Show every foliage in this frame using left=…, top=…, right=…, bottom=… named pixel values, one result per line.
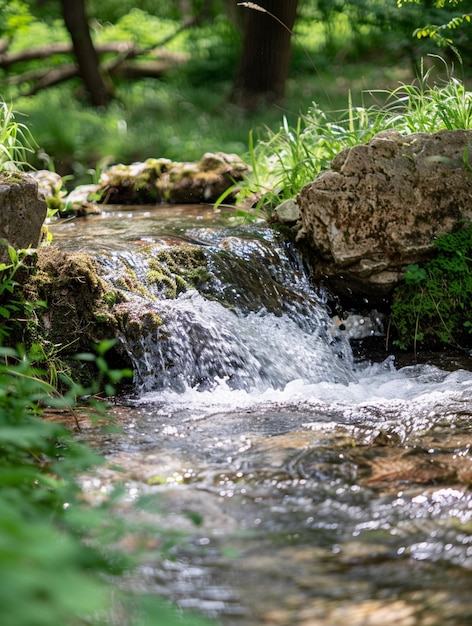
left=375, top=61, right=472, bottom=131
left=390, top=224, right=472, bottom=351
left=0, top=341, right=113, bottom=626
left=226, top=103, right=382, bottom=212
left=398, top=0, right=471, bottom=48
left=0, top=0, right=32, bottom=37
left=0, top=244, right=37, bottom=343
left=86, top=0, right=224, bottom=24
left=0, top=333, right=214, bottom=626
left=0, top=101, right=38, bottom=171
left=102, top=9, right=181, bottom=48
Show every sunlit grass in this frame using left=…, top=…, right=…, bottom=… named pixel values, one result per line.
left=0, top=101, right=38, bottom=170
left=234, top=63, right=472, bottom=212
left=17, top=53, right=418, bottom=185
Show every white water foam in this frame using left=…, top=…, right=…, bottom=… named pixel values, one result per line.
left=136, top=359, right=472, bottom=425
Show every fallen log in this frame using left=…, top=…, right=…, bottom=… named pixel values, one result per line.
left=4, top=57, right=187, bottom=95
left=0, top=41, right=141, bottom=68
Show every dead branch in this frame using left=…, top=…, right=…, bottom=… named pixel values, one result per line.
left=22, top=64, right=80, bottom=95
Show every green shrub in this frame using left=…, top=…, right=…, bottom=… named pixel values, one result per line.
left=0, top=245, right=37, bottom=343
left=0, top=344, right=116, bottom=626
left=0, top=338, right=215, bottom=626
left=390, top=223, right=472, bottom=352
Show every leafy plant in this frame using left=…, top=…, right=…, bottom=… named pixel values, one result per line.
left=398, top=0, right=471, bottom=48
left=0, top=342, right=116, bottom=626
left=225, top=89, right=388, bottom=213
left=0, top=244, right=36, bottom=342
left=390, top=223, right=472, bottom=352
left=375, top=58, right=472, bottom=132
left=0, top=338, right=213, bottom=626
left=0, top=0, right=32, bottom=38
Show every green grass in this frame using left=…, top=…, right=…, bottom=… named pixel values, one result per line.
left=4, top=2, right=471, bottom=195
left=16, top=58, right=415, bottom=183
left=231, top=59, right=472, bottom=213
left=0, top=101, right=37, bottom=171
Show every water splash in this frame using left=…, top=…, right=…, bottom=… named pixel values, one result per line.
left=124, top=289, right=353, bottom=392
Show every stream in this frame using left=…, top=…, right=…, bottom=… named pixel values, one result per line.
left=51, top=205, right=472, bottom=626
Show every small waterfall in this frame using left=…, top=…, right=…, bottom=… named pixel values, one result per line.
left=99, top=222, right=355, bottom=393
left=126, top=291, right=353, bottom=392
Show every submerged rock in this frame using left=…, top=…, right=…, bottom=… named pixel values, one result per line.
left=297, top=130, right=472, bottom=305
left=0, top=171, right=47, bottom=261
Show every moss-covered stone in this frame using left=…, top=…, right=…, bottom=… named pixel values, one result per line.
left=113, top=302, right=162, bottom=343
left=94, top=159, right=166, bottom=204
left=92, top=152, right=249, bottom=205
left=114, top=265, right=155, bottom=299
left=144, top=244, right=211, bottom=298
left=24, top=247, right=116, bottom=349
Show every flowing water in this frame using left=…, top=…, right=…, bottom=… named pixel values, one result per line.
left=51, top=206, right=472, bottom=626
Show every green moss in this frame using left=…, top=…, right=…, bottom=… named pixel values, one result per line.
left=390, top=223, right=472, bottom=351
left=145, top=245, right=211, bottom=298
left=147, top=268, right=180, bottom=298
left=114, top=304, right=162, bottom=343
left=23, top=247, right=119, bottom=359
left=115, top=266, right=155, bottom=299
left=0, top=171, right=26, bottom=184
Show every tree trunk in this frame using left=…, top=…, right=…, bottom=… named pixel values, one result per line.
left=231, top=0, right=299, bottom=109
left=59, top=0, right=112, bottom=107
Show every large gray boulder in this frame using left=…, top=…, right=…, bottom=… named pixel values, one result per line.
left=297, top=130, right=472, bottom=304
left=0, top=172, right=47, bottom=261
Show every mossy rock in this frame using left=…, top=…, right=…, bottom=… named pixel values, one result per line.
left=92, top=153, right=249, bottom=205
left=24, top=247, right=116, bottom=348
left=17, top=247, right=130, bottom=383
left=144, top=244, right=211, bottom=298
